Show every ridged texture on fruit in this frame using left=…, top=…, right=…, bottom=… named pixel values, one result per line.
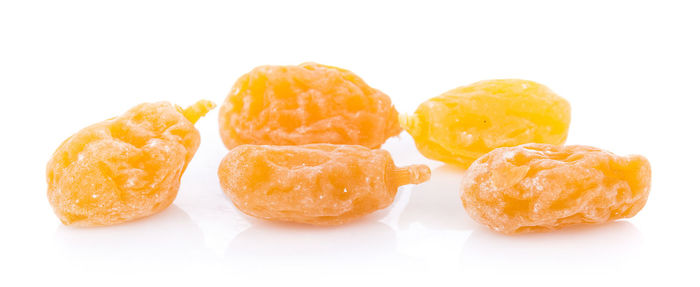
left=218, top=144, right=430, bottom=225
left=219, top=62, right=401, bottom=149
left=46, top=102, right=207, bottom=226
left=401, top=79, right=571, bottom=167
left=461, top=144, right=651, bottom=234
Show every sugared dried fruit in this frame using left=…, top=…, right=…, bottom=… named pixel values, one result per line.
left=218, top=144, right=431, bottom=225
left=460, top=143, right=651, bottom=234
left=400, top=79, right=571, bottom=167
left=46, top=100, right=215, bottom=226
left=218, top=62, right=401, bottom=149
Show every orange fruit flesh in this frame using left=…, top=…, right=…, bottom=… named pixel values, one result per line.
left=218, top=144, right=431, bottom=225
left=460, top=143, right=651, bottom=234
left=218, top=62, right=401, bottom=149
left=46, top=100, right=215, bottom=226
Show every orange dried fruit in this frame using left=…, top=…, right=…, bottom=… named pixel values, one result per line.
left=400, top=79, right=571, bottom=167
left=46, top=100, right=215, bottom=226
left=218, top=144, right=431, bottom=225
left=218, top=62, right=401, bottom=149
left=460, top=143, right=651, bottom=234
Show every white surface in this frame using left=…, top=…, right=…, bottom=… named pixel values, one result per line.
left=1, top=0, right=699, bottom=286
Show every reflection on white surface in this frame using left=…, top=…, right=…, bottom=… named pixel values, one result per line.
left=461, top=221, right=644, bottom=268
left=226, top=219, right=414, bottom=268
left=398, top=165, right=476, bottom=231
left=53, top=205, right=214, bottom=265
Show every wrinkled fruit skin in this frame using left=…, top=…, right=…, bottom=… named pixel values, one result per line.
left=401, top=79, right=571, bottom=167
left=218, top=62, right=401, bottom=149
left=218, top=144, right=431, bottom=225
left=46, top=101, right=213, bottom=226
left=460, top=144, right=651, bottom=234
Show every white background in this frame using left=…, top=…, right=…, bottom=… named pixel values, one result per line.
left=1, top=0, right=699, bottom=286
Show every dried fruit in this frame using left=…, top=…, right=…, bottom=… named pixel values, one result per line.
left=400, top=79, right=571, bottom=167
left=460, top=143, right=651, bottom=234
left=46, top=100, right=215, bottom=226
left=218, top=62, right=401, bottom=149
left=218, top=144, right=431, bottom=225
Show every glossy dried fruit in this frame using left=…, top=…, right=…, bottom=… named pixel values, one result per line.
left=460, top=144, right=651, bottom=234
left=218, top=144, right=431, bottom=225
left=46, top=100, right=215, bottom=226
left=400, top=79, right=571, bottom=167
left=218, top=62, right=401, bottom=149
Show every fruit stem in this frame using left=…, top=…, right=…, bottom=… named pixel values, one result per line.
left=390, top=164, right=431, bottom=187
left=398, top=113, right=418, bottom=133
left=180, top=100, right=216, bottom=124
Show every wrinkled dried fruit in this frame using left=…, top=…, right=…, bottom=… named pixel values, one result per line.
left=46, top=100, right=215, bottom=226
left=461, top=143, right=651, bottom=234
left=218, top=144, right=431, bottom=225
left=400, top=79, right=571, bottom=167
left=218, top=62, right=401, bottom=149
